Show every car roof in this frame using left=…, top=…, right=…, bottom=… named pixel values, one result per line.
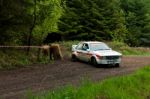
left=80, top=41, right=104, bottom=44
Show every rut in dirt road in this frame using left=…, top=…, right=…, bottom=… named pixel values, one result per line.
left=0, top=56, right=150, bottom=99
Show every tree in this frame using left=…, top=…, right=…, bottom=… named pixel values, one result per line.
left=32, top=0, right=63, bottom=45
left=0, top=0, right=63, bottom=46
left=58, top=0, right=127, bottom=42
left=120, top=0, right=150, bottom=46
left=0, top=0, right=31, bottom=45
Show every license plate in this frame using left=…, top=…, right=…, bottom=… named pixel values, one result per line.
left=107, top=60, right=115, bottom=64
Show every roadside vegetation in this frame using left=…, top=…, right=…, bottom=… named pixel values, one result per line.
left=60, top=40, right=150, bottom=56
left=0, top=41, right=150, bottom=69
left=107, top=41, right=150, bottom=56
left=0, top=0, right=150, bottom=69
left=0, top=48, right=51, bottom=69
left=0, top=0, right=150, bottom=98
left=28, top=66, right=150, bottom=99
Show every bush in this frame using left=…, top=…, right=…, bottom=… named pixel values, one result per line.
left=0, top=48, right=51, bottom=70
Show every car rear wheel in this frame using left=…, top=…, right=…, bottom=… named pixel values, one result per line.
left=115, top=63, right=120, bottom=67
left=91, top=57, right=97, bottom=66
left=71, top=54, right=77, bottom=62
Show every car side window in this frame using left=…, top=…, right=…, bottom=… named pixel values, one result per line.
left=76, top=43, right=83, bottom=50
left=82, top=43, right=89, bottom=51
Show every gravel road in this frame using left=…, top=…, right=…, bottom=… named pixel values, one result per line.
left=0, top=56, right=150, bottom=99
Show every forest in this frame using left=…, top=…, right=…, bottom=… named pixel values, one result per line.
left=1, top=0, right=150, bottom=98
left=0, top=0, right=150, bottom=47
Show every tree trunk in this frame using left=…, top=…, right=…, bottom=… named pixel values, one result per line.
left=27, top=0, right=37, bottom=54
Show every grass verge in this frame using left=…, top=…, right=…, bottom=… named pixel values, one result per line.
left=107, top=41, right=150, bottom=56
left=0, top=49, right=51, bottom=70
left=28, top=66, right=150, bottom=99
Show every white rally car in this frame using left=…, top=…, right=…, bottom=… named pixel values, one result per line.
left=71, top=41, right=122, bottom=67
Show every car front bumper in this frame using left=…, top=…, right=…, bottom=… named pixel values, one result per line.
left=96, top=58, right=121, bottom=65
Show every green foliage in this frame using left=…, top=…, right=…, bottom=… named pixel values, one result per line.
left=107, top=41, right=129, bottom=50
left=59, top=0, right=128, bottom=42
left=0, top=0, right=63, bottom=45
left=0, top=50, right=30, bottom=69
left=0, top=0, right=30, bottom=44
left=0, top=49, right=51, bottom=70
left=57, top=0, right=150, bottom=46
left=0, top=0, right=150, bottom=47
left=1, top=0, right=150, bottom=70
left=28, top=66, right=150, bottom=99
left=57, top=40, right=80, bottom=58
left=121, top=47, right=150, bottom=56
left=58, top=40, right=80, bottom=51
left=0, top=41, right=149, bottom=69
left=32, top=0, right=63, bottom=45
left=120, top=0, right=150, bottom=46
left=107, top=41, right=150, bottom=55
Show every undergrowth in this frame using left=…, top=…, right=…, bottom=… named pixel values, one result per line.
left=0, top=49, right=51, bottom=69
left=108, top=41, right=150, bottom=56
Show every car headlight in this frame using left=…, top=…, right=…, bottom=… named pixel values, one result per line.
left=96, top=55, right=102, bottom=59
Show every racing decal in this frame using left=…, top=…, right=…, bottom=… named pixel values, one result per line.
left=77, top=51, right=82, bottom=54
left=86, top=53, right=92, bottom=56
left=86, top=53, right=92, bottom=58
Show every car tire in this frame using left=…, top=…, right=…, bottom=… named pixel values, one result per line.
left=115, top=63, right=120, bottom=67
left=71, top=54, right=77, bottom=62
left=91, top=57, right=97, bottom=66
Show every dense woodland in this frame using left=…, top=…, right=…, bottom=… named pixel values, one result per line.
left=0, top=0, right=150, bottom=47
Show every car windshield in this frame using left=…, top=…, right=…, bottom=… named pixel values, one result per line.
left=90, top=43, right=110, bottom=51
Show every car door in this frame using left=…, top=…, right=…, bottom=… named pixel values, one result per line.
left=80, top=43, right=90, bottom=62
left=75, top=43, right=84, bottom=60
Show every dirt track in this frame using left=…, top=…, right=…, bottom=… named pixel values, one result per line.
left=0, top=56, right=150, bottom=99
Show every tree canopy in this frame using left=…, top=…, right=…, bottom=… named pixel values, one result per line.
left=0, top=0, right=150, bottom=46
left=0, top=0, right=62, bottom=45
left=59, top=0, right=150, bottom=46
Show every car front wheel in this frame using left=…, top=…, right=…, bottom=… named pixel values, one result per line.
left=91, top=57, right=97, bottom=66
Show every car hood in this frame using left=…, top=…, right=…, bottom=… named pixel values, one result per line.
left=93, top=50, right=122, bottom=56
